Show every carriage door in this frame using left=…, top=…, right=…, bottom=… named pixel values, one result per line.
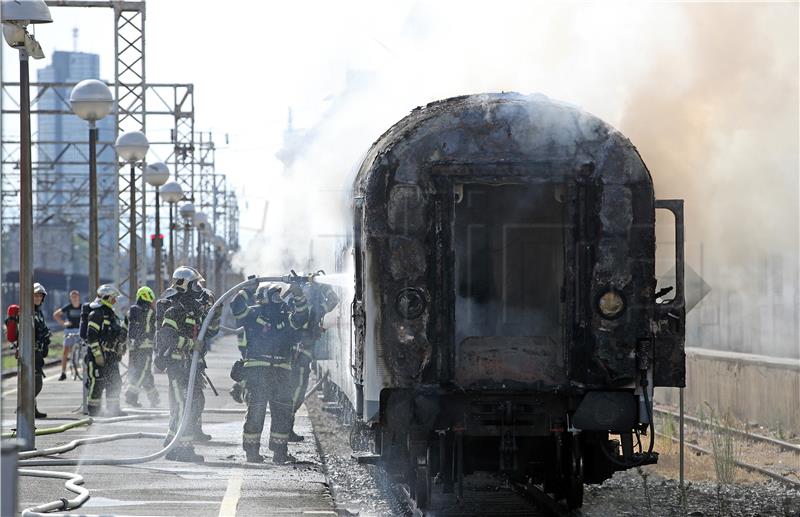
left=452, top=182, right=567, bottom=388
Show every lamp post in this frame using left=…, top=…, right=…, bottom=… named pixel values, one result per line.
left=160, top=180, right=183, bottom=277
left=2, top=0, right=52, bottom=454
left=70, top=79, right=114, bottom=296
left=115, top=131, right=149, bottom=295
left=193, top=212, right=209, bottom=275
left=213, top=235, right=227, bottom=296
left=179, top=203, right=195, bottom=266
left=144, top=162, right=169, bottom=294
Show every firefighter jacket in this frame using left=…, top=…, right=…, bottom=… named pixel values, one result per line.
left=158, top=293, right=205, bottom=365
left=126, top=299, right=155, bottom=350
left=230, top=287, right=256, bottom=358
left=86, top=301, right=127, bottom=365
left=33, top=305, right=51, bottom=371
left=304, top=283, right=340, bottom=342
left=241, top=295, right=309, bottom=369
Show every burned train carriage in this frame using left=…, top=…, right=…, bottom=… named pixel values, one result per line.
left=341, top=92, right=685, bottom=508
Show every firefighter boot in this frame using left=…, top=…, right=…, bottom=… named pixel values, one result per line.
left=194, top=429, right=213, bottom=442
left=166, top=447, right=204, bottom=463
left=272, top=447, right=296, bottom=465
left=245, top=447, right=264, bottom=463
left=125, top=391, right=142, bottom=408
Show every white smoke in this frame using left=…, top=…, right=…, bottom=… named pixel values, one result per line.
left=231, top=2, right=798, bottom=356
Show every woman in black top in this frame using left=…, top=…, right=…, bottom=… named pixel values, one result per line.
left=53, top=290, right=82, bottom=380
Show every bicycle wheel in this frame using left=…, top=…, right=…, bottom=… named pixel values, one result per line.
left=70, top=341, right=84, bottom=380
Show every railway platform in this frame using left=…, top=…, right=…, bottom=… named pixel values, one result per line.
left=1, top=335, right=336, bottom=516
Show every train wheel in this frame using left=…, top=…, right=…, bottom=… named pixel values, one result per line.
left=565, top=436, right=584, bottom=509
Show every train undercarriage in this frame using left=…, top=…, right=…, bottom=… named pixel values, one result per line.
left=338, top=386, right=660, bottom=511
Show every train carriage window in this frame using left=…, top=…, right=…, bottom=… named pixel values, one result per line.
left=354, top=198, right=364, bottom=301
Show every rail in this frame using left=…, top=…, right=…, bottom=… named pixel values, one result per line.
left=654, top=407, right=800, bottom=490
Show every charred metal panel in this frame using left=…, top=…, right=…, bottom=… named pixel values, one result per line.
left=455, top=336, right=566, bottom=388
left=389, top=237, right=426, bottom=281
left=572, top=391, right=637, bottom=432
left=388, top=185, right=428, bottom=236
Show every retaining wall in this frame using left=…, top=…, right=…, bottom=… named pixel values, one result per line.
left=656, top=347, right=800, bottom=435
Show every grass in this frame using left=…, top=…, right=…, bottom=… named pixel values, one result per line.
left=701, top=402, right=740, bottom=486
left=637, top=467, right=653, bottom=517
left=2, top=330, right=64, bottom=372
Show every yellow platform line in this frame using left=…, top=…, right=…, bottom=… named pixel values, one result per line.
left=218, top=471, right=243, bottom=517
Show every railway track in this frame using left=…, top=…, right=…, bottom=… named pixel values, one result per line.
left=395, top=475, right=572, bottom=517
left=653, top=406, right=800, bottom=490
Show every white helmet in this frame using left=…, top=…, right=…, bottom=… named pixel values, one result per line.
left=33, top=282, right=47, bottom=296
left=171, top=266, right=205, bottom=293
left=97, top=284, right=121, bottom=300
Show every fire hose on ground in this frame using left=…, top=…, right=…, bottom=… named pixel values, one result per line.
left=15, top=275, right=313, bottom=516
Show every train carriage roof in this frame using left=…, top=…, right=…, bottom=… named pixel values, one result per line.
left=354, top=92, right=653, bottom=193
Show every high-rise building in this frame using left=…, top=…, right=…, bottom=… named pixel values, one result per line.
left=35, top=50, right=116, bottom=279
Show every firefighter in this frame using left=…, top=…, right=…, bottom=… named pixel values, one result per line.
left=239, top=283, right=309, bottom=463
left=85, top=284, right=127, bottom=416
left=156, top=267, right=211, bottom=463
left=228, top=277, right=258, bottom=404
left=32, top=283, right=52, bottom=418
left=288, top=280, right=339, bottom=441
left=124, top=286, right=160, bottom=408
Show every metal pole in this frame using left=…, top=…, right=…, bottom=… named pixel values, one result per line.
left=88, top=123, right=99, bottom=294
left=167, top=203, right=175, bottom=275
left=154, top=187, right=162, bottom=294
left=16, top=49, right=35, bottom=451
left=183, top=222, right=190, bottom=266
left=129, top=162, right=137, bottom=293
left=140, top=168, right=148, bottom=290
left=197, top=229, right=203, bottom=273
left=679, top=387, right=685, bottom=495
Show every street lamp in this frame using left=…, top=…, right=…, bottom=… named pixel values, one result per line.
left=2, top=0, right=52, bottom=454
left=179, top=202, right=195, bottom=266
left=193, top=211, right=209, bottom=274
left=159, top=180, right=183, bottom=277
left=144, top=162, right=169, bottom=294
left=70, top=79, right=113, bottom=296
left=115, top=131, right=149, bottom=295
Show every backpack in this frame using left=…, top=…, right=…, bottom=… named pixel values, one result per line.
left=79, top=302, right=92, bottom=340
left=5, top=304, right=19, bottom=343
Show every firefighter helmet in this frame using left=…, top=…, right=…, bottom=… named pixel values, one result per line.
left=97, top=284, right=121, bottom=300
left=255, top=283, right=283, bottom=304
left=136, top=286, right=155, bottom=302
left=171, top=266, right=205, bottom=293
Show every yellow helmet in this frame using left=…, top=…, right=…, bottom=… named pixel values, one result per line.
left=136, top=286, right=155, bottom=302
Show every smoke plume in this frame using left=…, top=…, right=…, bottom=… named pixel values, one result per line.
left=232, top=2, right=798, bottom=356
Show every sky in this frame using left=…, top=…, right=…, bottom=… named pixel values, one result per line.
left=2, top=0, right=798, bottom=353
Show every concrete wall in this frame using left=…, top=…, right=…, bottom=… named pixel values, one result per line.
left=656, top=347, right=800, bottom=435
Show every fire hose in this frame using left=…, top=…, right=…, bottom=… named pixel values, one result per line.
left=16, top=275, right=313, bottom=515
